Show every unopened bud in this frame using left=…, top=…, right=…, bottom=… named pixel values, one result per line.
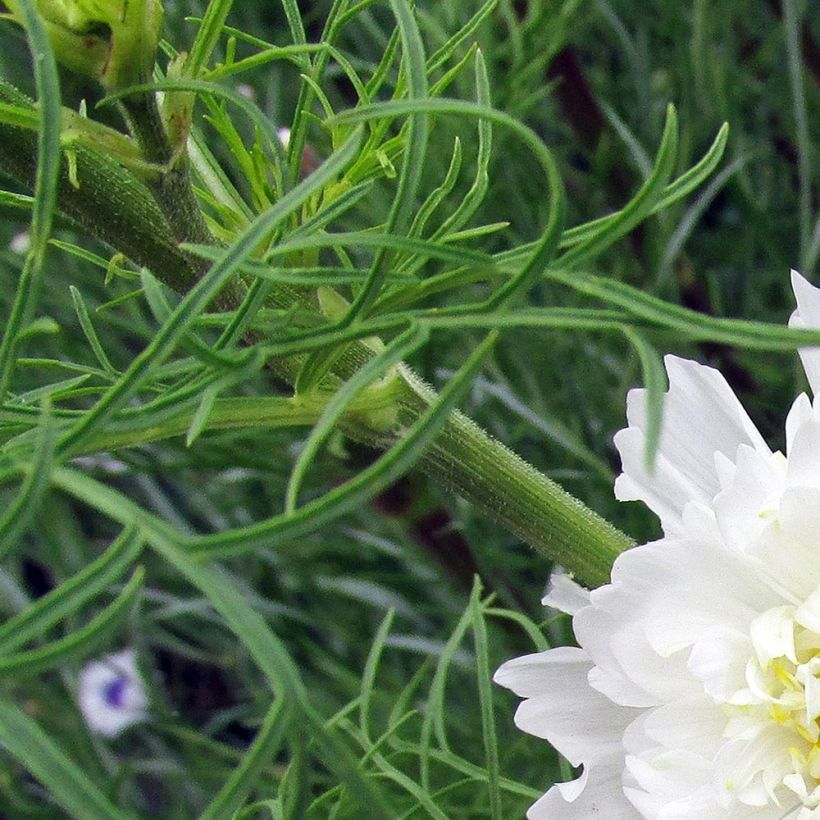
left=5, top=0, right=164, bottom=92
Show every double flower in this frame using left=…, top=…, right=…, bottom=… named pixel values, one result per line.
left=496, top=272, right=820, bottom=820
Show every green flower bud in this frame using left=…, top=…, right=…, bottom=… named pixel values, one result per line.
left=5, top=0, right=164, bottom=91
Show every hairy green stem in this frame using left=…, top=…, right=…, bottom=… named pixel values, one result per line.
left=0, top=86, right=632, bottom=586
left=0, top=80, right=240, bottom=306
left=395, top=371, right=632, bottom=587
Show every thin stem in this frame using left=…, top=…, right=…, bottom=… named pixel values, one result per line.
left=117, top=91, right=213, bottom=247
left=1, top=392, right=402, bottom=457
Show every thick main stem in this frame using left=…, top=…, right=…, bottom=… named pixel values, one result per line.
left=0, top=81, right=241, bottom=308
left=0, top=88, right=632, bottom=587
left=396, top=373, right=632, bottom=587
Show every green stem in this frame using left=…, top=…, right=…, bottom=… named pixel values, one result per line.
left=1, top=391, right=402, bottom=456
left=0, top=80, right=240, bottom=306
left=117, top=90, right=213, bottom=247
left=0, top=84, right=631, bottom=587
left=396, top=371, right=632, bottom=587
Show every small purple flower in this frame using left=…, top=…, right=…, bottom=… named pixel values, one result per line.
left=77, top=649, right=148, bottom=738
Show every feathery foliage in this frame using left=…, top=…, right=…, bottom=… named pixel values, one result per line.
left=0, top=0, right=816, bottom=816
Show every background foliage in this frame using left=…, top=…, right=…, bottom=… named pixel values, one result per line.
left=0, top=0, right=817, bottom=816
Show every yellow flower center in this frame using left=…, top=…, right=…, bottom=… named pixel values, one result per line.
left=724, top=612, right=820, bottom=808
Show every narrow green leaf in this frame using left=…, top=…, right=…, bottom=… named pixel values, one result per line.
left=0, top=406, right=54, bottom=560
left=186, top=386, right=218, bottom=446
left=0, top=100, right=39, bottom=129
left=545, top=269, right=820, bottom=350
left=408, top=137, right=463, bottom=240
left=265, top=230, right=497, bottom=268
left=181, top=253, right=409, bottom=286
left=283, top=180, right=375, bottom=241
left=362, top=23, right=400, bottom=98
left=16, top=315, right=60, bottom=341
left=429, top=50, right=493, bottom=244
left=469, top=581, right=501, bottom=820
left=0, top=189, right=34, bottom=208
left=277, top=0, right=308, bottom=50
left=0, top=699, right=128, bottom=820
left=420, top=603, right=474, bottom=788
left=185, top=0, right=237, bottom=79
left=0, top=526, right=142, bottom=654
left=0, top=0, right=62, bottom=398
left=556, top=105, right=678, bottom=269
left=359, top=609, right=395, bottom=742
left=359, top=749, right=450, bottom=820
left=485, top=607, right=551, bottom=652
left=556, top=121, right=729, bottom=251
left=199, top=698, right=291, bottom=820
left=327, top=99, right=563, bottom=180
left=783, top=0, right=812, bottom=269
left=285, top=323, right=427, bottom=511
left=204, top=41, right=328, bottom=81
left=188, top=122, right=254, bottom=221
left=0, top=567, right=144, bottom=677
left=342, top=0, right=430, bottom=322
left=69, top=287, right=117, bottom=376
left=7, top=375, right=92, bottom=410
left=622, top=328, right=667, bottom=470
left=426, top=0, right=499, bottom=72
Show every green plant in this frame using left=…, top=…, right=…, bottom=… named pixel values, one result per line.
left=0, top=0, right=816, bottom=816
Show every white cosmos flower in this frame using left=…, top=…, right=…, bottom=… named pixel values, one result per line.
left=495, top=271, right=820, bottom=819
left=77, top=648, right=148, bottom=738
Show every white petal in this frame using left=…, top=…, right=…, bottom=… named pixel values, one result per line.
left=541, top=570, right=590, bottom=615
left=749, top=606, right=797, bottom=667
left=627, top=784, right=788, bottom=820
left=614, top=356, right=769, bottom=533
left=637, top=697, right=727, bottom=756
left=573, top=594, right=667, bottom=706
left=715, top=450, right=738, bottom=491
left=786, top=393, right=814, bottom=455
left=687, top=625, right=753, bottom=703
left=791, top=270, right=820, bottom=395
left=587, top=665, right=658, bottom=709
left=713, top=445, right=785, bottom=555
left=494, top=646, right=589, bottom=699
left=643, top=588, right=756, bottom=659
left=787, top=417, right=820, bottom=490
left=803, top=673, right=820, bottom=723
left=795, top=586, right=820, bottom=634
left=609, top=623, right=696, bottom=702
left=528, top=763, right=639, bottom=820
left=577, top=575, right=693, bottom=704
left=614, top=429, right=698, bottom=535
left=499, top=649, right=638, bottom=766
left=625, top=749, right=711, bottom=803
left=714, top=725, right=794, bottom=808
left=755, top=487, right=820, bottom=600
